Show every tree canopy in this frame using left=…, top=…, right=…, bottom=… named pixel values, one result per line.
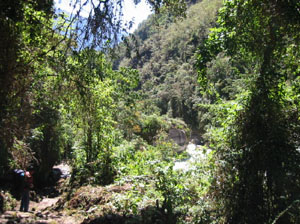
left=0, top=0, right=300, bottom=223
left=197, top=0, right=300, bottom=223
left=0, top=0, right=187, bottom=181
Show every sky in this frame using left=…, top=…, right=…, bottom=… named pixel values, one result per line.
left=54, top=0, right=152, bottom=32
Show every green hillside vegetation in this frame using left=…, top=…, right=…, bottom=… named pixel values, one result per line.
left=116, top=0, right=223, bottom=130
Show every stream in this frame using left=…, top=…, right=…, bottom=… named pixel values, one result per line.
left=174, top=143, right=211, bottom=171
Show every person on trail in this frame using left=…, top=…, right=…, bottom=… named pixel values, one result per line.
left=19, top=166, right=34, bottom=212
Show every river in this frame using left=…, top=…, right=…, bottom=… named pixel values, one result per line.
left=173, top=143, right=211, bottom=171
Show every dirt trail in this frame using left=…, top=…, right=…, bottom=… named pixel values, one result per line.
left=0, top=163, right=82, bottom=224
left=0, top=197, right=78, bottom=224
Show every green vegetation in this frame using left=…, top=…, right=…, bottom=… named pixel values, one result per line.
left=0, top=0, right=300, bottom=223
left=197, top=0, right=300, bottom=223
left=117, top=0, right=223, bottom=129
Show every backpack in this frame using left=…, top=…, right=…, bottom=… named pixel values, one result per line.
left=14, top=169, right=25, bottom=185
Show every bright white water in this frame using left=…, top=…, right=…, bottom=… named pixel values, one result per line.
left=173, top=143, right=211, bottom=171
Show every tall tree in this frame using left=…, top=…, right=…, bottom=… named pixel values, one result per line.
left=0, top=0, right=187, bottom=177
left=0, top=0, right=55, bottom=174
left=198, top=0, right=300, bottom=223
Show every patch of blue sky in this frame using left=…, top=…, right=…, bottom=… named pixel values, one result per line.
left=54, top=0, right=152, bottom=33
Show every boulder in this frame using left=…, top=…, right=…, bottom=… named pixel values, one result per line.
left=168, top=128, right=187, bottom=146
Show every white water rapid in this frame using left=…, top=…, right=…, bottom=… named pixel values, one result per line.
left=173, top=143, right=211, bottom=171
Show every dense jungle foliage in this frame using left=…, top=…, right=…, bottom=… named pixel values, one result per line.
left=1, top=0, right=300, bottom=223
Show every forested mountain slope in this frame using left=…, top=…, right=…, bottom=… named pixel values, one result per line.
left=1, top=0, right=300, bottom=223
left=116, top=0, right=222, bottom=127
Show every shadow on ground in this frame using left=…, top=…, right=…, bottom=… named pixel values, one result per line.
left=82, top=205, right=180, bottom=224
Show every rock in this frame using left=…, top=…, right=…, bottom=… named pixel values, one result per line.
left=190, top=130, right=204, bottom=145
left=36, top=212, right=44, bottom=218
left=168, top=128, right=187, bottom=146
left=53, top=163, right=71, bottom=179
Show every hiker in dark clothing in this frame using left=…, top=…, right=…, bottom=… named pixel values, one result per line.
left=20, top=167, right=34, bottom=212
left=14, top=169, right=25, bottom=199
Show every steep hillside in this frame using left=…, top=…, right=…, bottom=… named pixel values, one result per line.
left=116, top=0, right=222, bottom=127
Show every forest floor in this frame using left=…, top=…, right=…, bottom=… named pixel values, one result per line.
left=0, top=197, right=80, bottom=224
left=0, top=143, right=206, bottom=224
left=0, top=164, right=84, bottom=224
left=0, top=163, right=137, bottom=224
